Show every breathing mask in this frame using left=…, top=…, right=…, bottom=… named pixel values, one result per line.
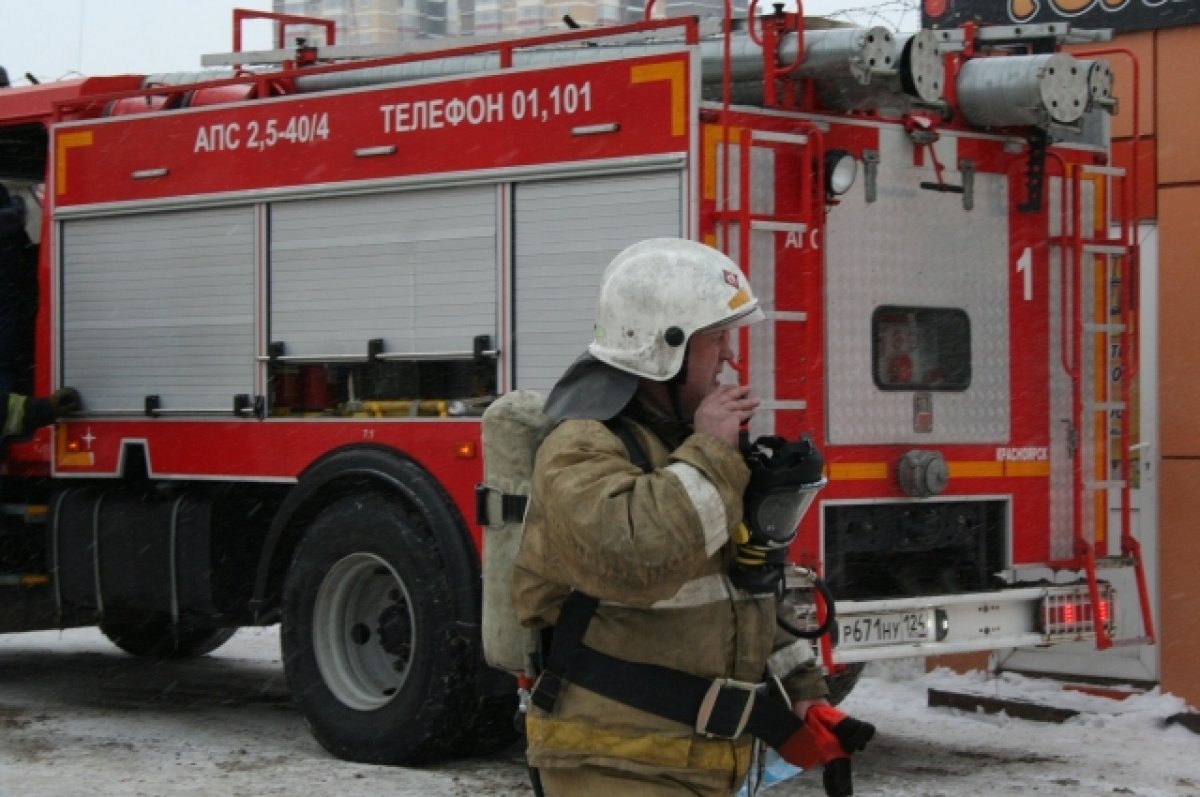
left=730, top=434, right=826, bottom=595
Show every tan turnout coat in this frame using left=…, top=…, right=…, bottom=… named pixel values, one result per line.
left=512, top=397, right=827, bottom=794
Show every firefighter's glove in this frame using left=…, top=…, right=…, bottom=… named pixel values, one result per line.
left=775, top=712, right=853, bottom=797
left=49, top=387, right=82, bottom=418
left=808, top=704, right=876, bottom=755
left=775, top=706, right=874, bottom=797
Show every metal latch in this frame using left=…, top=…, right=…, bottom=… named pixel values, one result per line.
left=959, top=159, right=976, bottom=211
left=863, top=150, right=880, bottom=204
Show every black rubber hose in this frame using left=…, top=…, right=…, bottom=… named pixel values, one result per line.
left=776, top=575, right=837, bottom=641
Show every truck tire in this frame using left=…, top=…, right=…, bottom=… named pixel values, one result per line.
left=100, top=616, right=237, bottom=659
left=454, top=691, right=521, bottom=755
left=281, top=493, right=474, bottom=765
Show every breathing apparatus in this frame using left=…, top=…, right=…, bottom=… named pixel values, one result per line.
left=732, top=433, right=839, bottom=644
left=731, top=434, right=826, bottom=595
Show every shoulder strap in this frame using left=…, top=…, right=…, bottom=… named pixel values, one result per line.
left=476, top=417, right=648, bottom=526
left=604, top=417, right=652, bottom=474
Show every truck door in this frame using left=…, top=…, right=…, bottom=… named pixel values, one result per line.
left=510, top=169, right=684, bottom=392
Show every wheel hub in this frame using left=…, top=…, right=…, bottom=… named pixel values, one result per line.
left=311, top=552, right=416, bottom=711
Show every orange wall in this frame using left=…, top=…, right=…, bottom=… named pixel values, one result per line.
left=1158, top=186, right=1200, bottom=457
left=1157, top=28, right=1200, bottom=185
left=1141, top=25, right=1200, bottom=706
left=1157, top=181, right=1199, bottom=706
left=1159, top=459, right=1200, bottom=708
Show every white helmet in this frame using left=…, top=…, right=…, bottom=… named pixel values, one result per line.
left=588, top=238, right=764, bottom=380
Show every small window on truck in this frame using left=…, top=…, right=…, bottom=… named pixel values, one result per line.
left=871, top=306, right=971, bottom=391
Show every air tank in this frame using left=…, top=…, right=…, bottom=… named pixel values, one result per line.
left=1080, top=58, right=1115, bottom=110
left=955, top=52, right=1092, bottom=128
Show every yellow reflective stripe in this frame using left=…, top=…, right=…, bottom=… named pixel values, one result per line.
left=55, top=130, right=94, bottom=196
left=947, top=461, right=1003, bottom=478
left=829, top=462, right=888, bottom=480
left=526, top=715, right=748, bottom=773
left=4, top=394, right=26, bottom=437
left=702, top=125, right=741, bottom=201
left=832, top=460, right=1051, bottom=480
left=630, top=60, right=686, bottom=137
left=1005, top=460, right=1050, bottom=477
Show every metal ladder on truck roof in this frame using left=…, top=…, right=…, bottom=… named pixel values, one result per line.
left=1058, top=160, right=1155, bottom=650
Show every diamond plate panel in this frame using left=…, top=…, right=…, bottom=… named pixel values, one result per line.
left=826, top=138, right=1010, bottom=444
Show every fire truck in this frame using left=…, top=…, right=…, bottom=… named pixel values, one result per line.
left=0, top=6, right=1154, bottom=765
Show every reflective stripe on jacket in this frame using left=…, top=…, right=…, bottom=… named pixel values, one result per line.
left=1, top=393, right=55, bottom=440
left=2, top=393, right=27, bottom=437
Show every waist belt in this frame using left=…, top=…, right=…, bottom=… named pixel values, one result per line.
left=530, top=591, right=803, bottom=748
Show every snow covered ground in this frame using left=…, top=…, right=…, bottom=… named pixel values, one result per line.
left=0, top=626, right=1195, bottom=797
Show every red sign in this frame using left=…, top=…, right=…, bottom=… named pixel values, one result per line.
left=54, top=52, right=691, bottom=207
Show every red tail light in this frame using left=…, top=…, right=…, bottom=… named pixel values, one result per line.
left=1040, top=585, right=1115, bottom=638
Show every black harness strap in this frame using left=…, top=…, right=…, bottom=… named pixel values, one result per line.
left=532, top=591, right=803, bottom=746
left=530, top=589, right=596, bottom=713
left=474, top=487, right=528, bottom=526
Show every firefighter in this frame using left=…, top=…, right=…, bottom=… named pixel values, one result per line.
left=512, top=239, right=868, bottom=797
left=0, top=184, right=37, bottom=395
left=1, top=388, right=82, bottom=442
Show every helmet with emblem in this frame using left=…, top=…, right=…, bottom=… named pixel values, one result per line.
left=588, top=238, right=764, bottom=381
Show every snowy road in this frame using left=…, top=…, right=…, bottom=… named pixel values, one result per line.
left=0, top=627, right=1195, bottom=797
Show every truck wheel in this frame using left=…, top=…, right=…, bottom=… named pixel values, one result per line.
left=100, top=616, right=237, bottom=659
left=281, top=494, right=472, bottom=765
left=826, top=662, right=865, bottom=706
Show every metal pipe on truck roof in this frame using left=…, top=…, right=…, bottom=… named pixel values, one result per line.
left=809, top=30, right=945, bottom=114
left=146, top=27, right=896, bottom=97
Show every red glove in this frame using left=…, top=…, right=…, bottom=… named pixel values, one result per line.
left=776, top=710, right=844, bottom=770
left=808, top=704, right=876, bottom=754
left=775, top=706, right=875, bottom=797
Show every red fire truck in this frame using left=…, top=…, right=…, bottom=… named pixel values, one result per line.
left=0, top=7, right=1153, bottom=765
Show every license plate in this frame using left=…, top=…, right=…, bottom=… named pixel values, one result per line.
left=838, top=611, right=931, bottom=648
